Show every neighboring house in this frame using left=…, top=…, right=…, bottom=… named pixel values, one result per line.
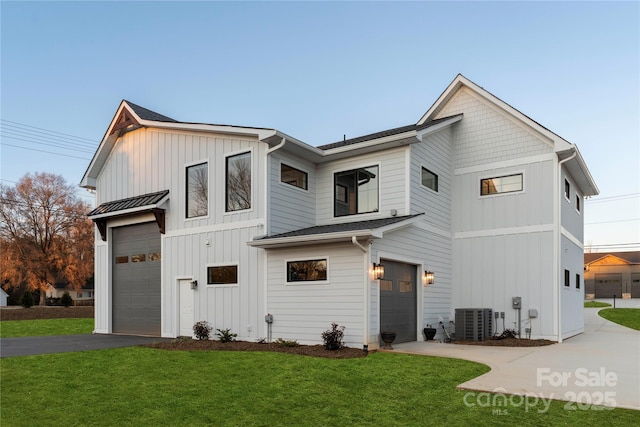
left=0, top=288, right=8, bottom=306
left=81, top=74, right=598, bottom=346
left=584, top=252, right=640, bottom=299
left=46, top=282, right=95, bottom=305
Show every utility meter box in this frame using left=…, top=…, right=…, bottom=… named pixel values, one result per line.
left=264, top=314, right=273, bottom=324
left=512, top=297, right=522, bottom=309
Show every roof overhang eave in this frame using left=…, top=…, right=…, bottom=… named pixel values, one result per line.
left=557, top=147, right=599, bottom=196
left=247, top=230, right=381, bottom=249
left=87, top=193, right=169, bottom=220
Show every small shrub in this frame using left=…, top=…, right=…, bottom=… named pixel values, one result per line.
left=321, top=322, right=345, bottom=350
left=256, top=337, right=267, bottom=344
left=216, top=328, right=237, bottom=343
left=193, top=321, right=213, bottom=340
left=275, top=338, right=299, bottom=347
left=493, top=329, right=518, bottom=340
left=20, top=291, right=33, bottom=308
left=60, top=292, right=73, bottom=307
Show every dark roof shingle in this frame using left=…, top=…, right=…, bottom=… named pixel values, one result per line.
left=125, top=100, right=177, bottom=123
left=88, top=190, right=169, bottom=217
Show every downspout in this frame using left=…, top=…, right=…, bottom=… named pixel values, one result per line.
left=556, top=149, right=577, bottom=343
left=352, top=236, right=370, bottom=350
left=262, top=137, right=286, bottom=340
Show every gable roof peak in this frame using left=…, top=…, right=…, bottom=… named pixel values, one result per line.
left=122, top=100, right=177, bottom=123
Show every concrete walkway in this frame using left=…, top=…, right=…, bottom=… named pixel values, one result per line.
left=1, top=334, right=170, bottom=358
left=391, top=301, right=640, bottom=411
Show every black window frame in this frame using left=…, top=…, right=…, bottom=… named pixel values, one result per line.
left=333, top=165, right=379, bottom=217
left=287, top=259, right=328, bottom=282
left=576, top=273, right=581, bottom=289
left=564, top=179, right=571, bottom=201
left=207, top=265, right=239, bottom=285
left=186, top=162, right=208, bottom=218
left=421, top=167, right=438, bottom=192
left=576, top=194, right=581, bottom=212
left=564, top=269, right=570, bottom=287
left=480, top=173, right=523, bottom=196
left=226, top=152, right=252, bottom=212
left=280, top=163, right=308, bottom=190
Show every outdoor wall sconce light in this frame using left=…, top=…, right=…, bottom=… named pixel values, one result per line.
left=373, top=263, right=385, bottom=280
left=424, top=270, right=434, bottom=285
left=190, top=280, right=198, bottom=289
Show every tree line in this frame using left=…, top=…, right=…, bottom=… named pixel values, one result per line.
left=1, top=172, right=94, bottom=305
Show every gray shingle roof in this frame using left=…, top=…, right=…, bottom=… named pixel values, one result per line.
left=88, top=190, right=169, bottom=217
left=125, top=100, right=177, bottom=123
left=259, top=214, right=422, bottom=240
left=318, top=115, right=462, bottom=150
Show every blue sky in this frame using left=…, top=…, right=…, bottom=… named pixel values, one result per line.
left=1, top=1, right=638, bottom=251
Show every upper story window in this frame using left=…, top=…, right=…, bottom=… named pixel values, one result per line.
left=226, top=152, right=251, bottom=212
left=576, top=194, right=581, bottom=213
left=576, top=273, right=580, bottom=289
left=334, top=165, right=379, bottom=217
left=480, top=173, right=523, bottom=196
left=186, top=163, right=208, bottom=218
left=281, top=164, right=308, bottom=190
left=564, top=269, right=570, bottom=287
left=287, top=259, right=327, bottom=282
left=564, top=179, right=571, bottom=201
left=421, top=167, right=438, bottom=192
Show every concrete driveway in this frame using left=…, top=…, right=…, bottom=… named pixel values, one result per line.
left=391, top=300, right=640, bottom=411
left=1, top=334, right=170, bottom=358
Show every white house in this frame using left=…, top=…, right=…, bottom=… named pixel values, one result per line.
left=0, top=288, right=8, bottom=307
left=81, top=74, right=598, bottom=347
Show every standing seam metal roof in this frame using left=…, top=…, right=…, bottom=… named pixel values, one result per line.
left=88, top=190, right=169, bottom=216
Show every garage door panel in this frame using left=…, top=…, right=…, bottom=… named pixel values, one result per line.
left=112, top=222, right=161, bottom=336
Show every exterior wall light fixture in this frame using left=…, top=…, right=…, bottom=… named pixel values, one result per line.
left=424, top=270, right=434, bottom=285
left=373, top=263, right=385, bottom=280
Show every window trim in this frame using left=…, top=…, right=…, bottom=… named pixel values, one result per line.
left=333, top=164, right=380, bottom=218
left=280, top=162, right=309, bottom=191
left=225, top=150, right=253, bottom=213
left=185, top=161, right=209, bottom=220
left=285, top=257, right=329, bottom=285
left=575, top=273, right=581, bottom=290
left=575, top=193, right=581, bottom=214
left=564, top=269, right=570, bottom=287
left=421, top=166, right=439, bottom=193
left=206, top=264, right=239, bottom=287
left=564, top=178, right=571, bottom=202
left=479, top=172, right=524, bottom=197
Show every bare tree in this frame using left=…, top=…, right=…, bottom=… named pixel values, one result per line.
left=187, top=164, right=208, bottom=217
left=0, top=172, right=94, bottom=305
left=226, top=154, right=251, bottom=211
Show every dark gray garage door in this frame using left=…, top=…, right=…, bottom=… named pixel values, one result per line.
left=380, top=260, right=417, bottom=343
left=595, top=274, right=623, bottom=299
left=112, top=222, right=161, bottom=336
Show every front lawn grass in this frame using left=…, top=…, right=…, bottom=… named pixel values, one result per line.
left=1, top=348, right=637, bottom=426
left=0, top=318, right=94, bottom=338
left=598, top=308, right=640, bottom=331
left=584, top=301, right=611, bottom=308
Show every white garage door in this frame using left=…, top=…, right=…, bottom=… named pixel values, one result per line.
left=112, top=222, right=161, bottom=335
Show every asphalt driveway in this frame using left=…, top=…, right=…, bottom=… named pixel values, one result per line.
left=1, top=334, right=170, bottom=358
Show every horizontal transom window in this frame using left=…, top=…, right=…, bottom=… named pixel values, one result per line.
left=281, top=164, right=308, bottom=190
left=207, top=265, right=238, bottom=285
left=480, top=173, right=523, bottom=196
left=287, top=259, right=327, bottom=282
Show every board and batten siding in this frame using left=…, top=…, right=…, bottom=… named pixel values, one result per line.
left=93, top=240, right=109, bottom=333
left=265, top=242, right=366, bottom=347
left=560, top=234, right=585, bottom=339
left=267, top=151, right=317, bottom=235
left=560, top=168, right=584, bottom=244
left=162, top=226, right=264, bottom=339
left=95, top=127, right=268, bottom=231
left=372, top=225, right=452, bottom=341
left=315, top=147, right=409, bottom=225
left=433, top=87, right=554, bottom=170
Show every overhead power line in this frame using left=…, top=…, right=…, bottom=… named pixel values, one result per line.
left=586, top=193, right=639, bottom=204
left=0, top=119, right=98, bottom=145
left=0, top=142, right=91, bottom=160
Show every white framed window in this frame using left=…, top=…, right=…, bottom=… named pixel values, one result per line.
left=564, top=269, right=570, bottom=287
left=207, top=265, right=238, bottom=286
left=186, top=162, right=208, bottom=218
left=281, top=163, right=308, bottom=190
left=226, top=152, right=252, bottom=212
left=480, top=173, right=523, bottom=196
left=421, top=167, right=438, bottom=192
left=575, top=194, right=581, bottom=213
left=286, top=258, right=328, bottom=284
left=564, top=179, right=571, bottom=201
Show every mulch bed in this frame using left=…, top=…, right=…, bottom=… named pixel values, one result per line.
left=0, top=306, right=94, bottom=321
left=146, top=339, right=369, bottom=359
left=453, top=338, right=555, bottom=347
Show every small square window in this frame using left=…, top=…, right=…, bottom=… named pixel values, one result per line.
left=207, top=266, right=238, bottom=285
left=564, top=269, right=570, bottom=287
left=421, top=167, right=438, bottom=192
left=281, top=164, right=308, bottom=190
left=564, top=179, right=571, bottom=200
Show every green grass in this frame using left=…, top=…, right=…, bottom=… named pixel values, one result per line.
left=1, top=349, right=636, bottom=426
left=584, top=301, right=611, bottom=308
left=598, top=308, right=640, bottom=331
left=0, top=318, right=94, bottom=338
